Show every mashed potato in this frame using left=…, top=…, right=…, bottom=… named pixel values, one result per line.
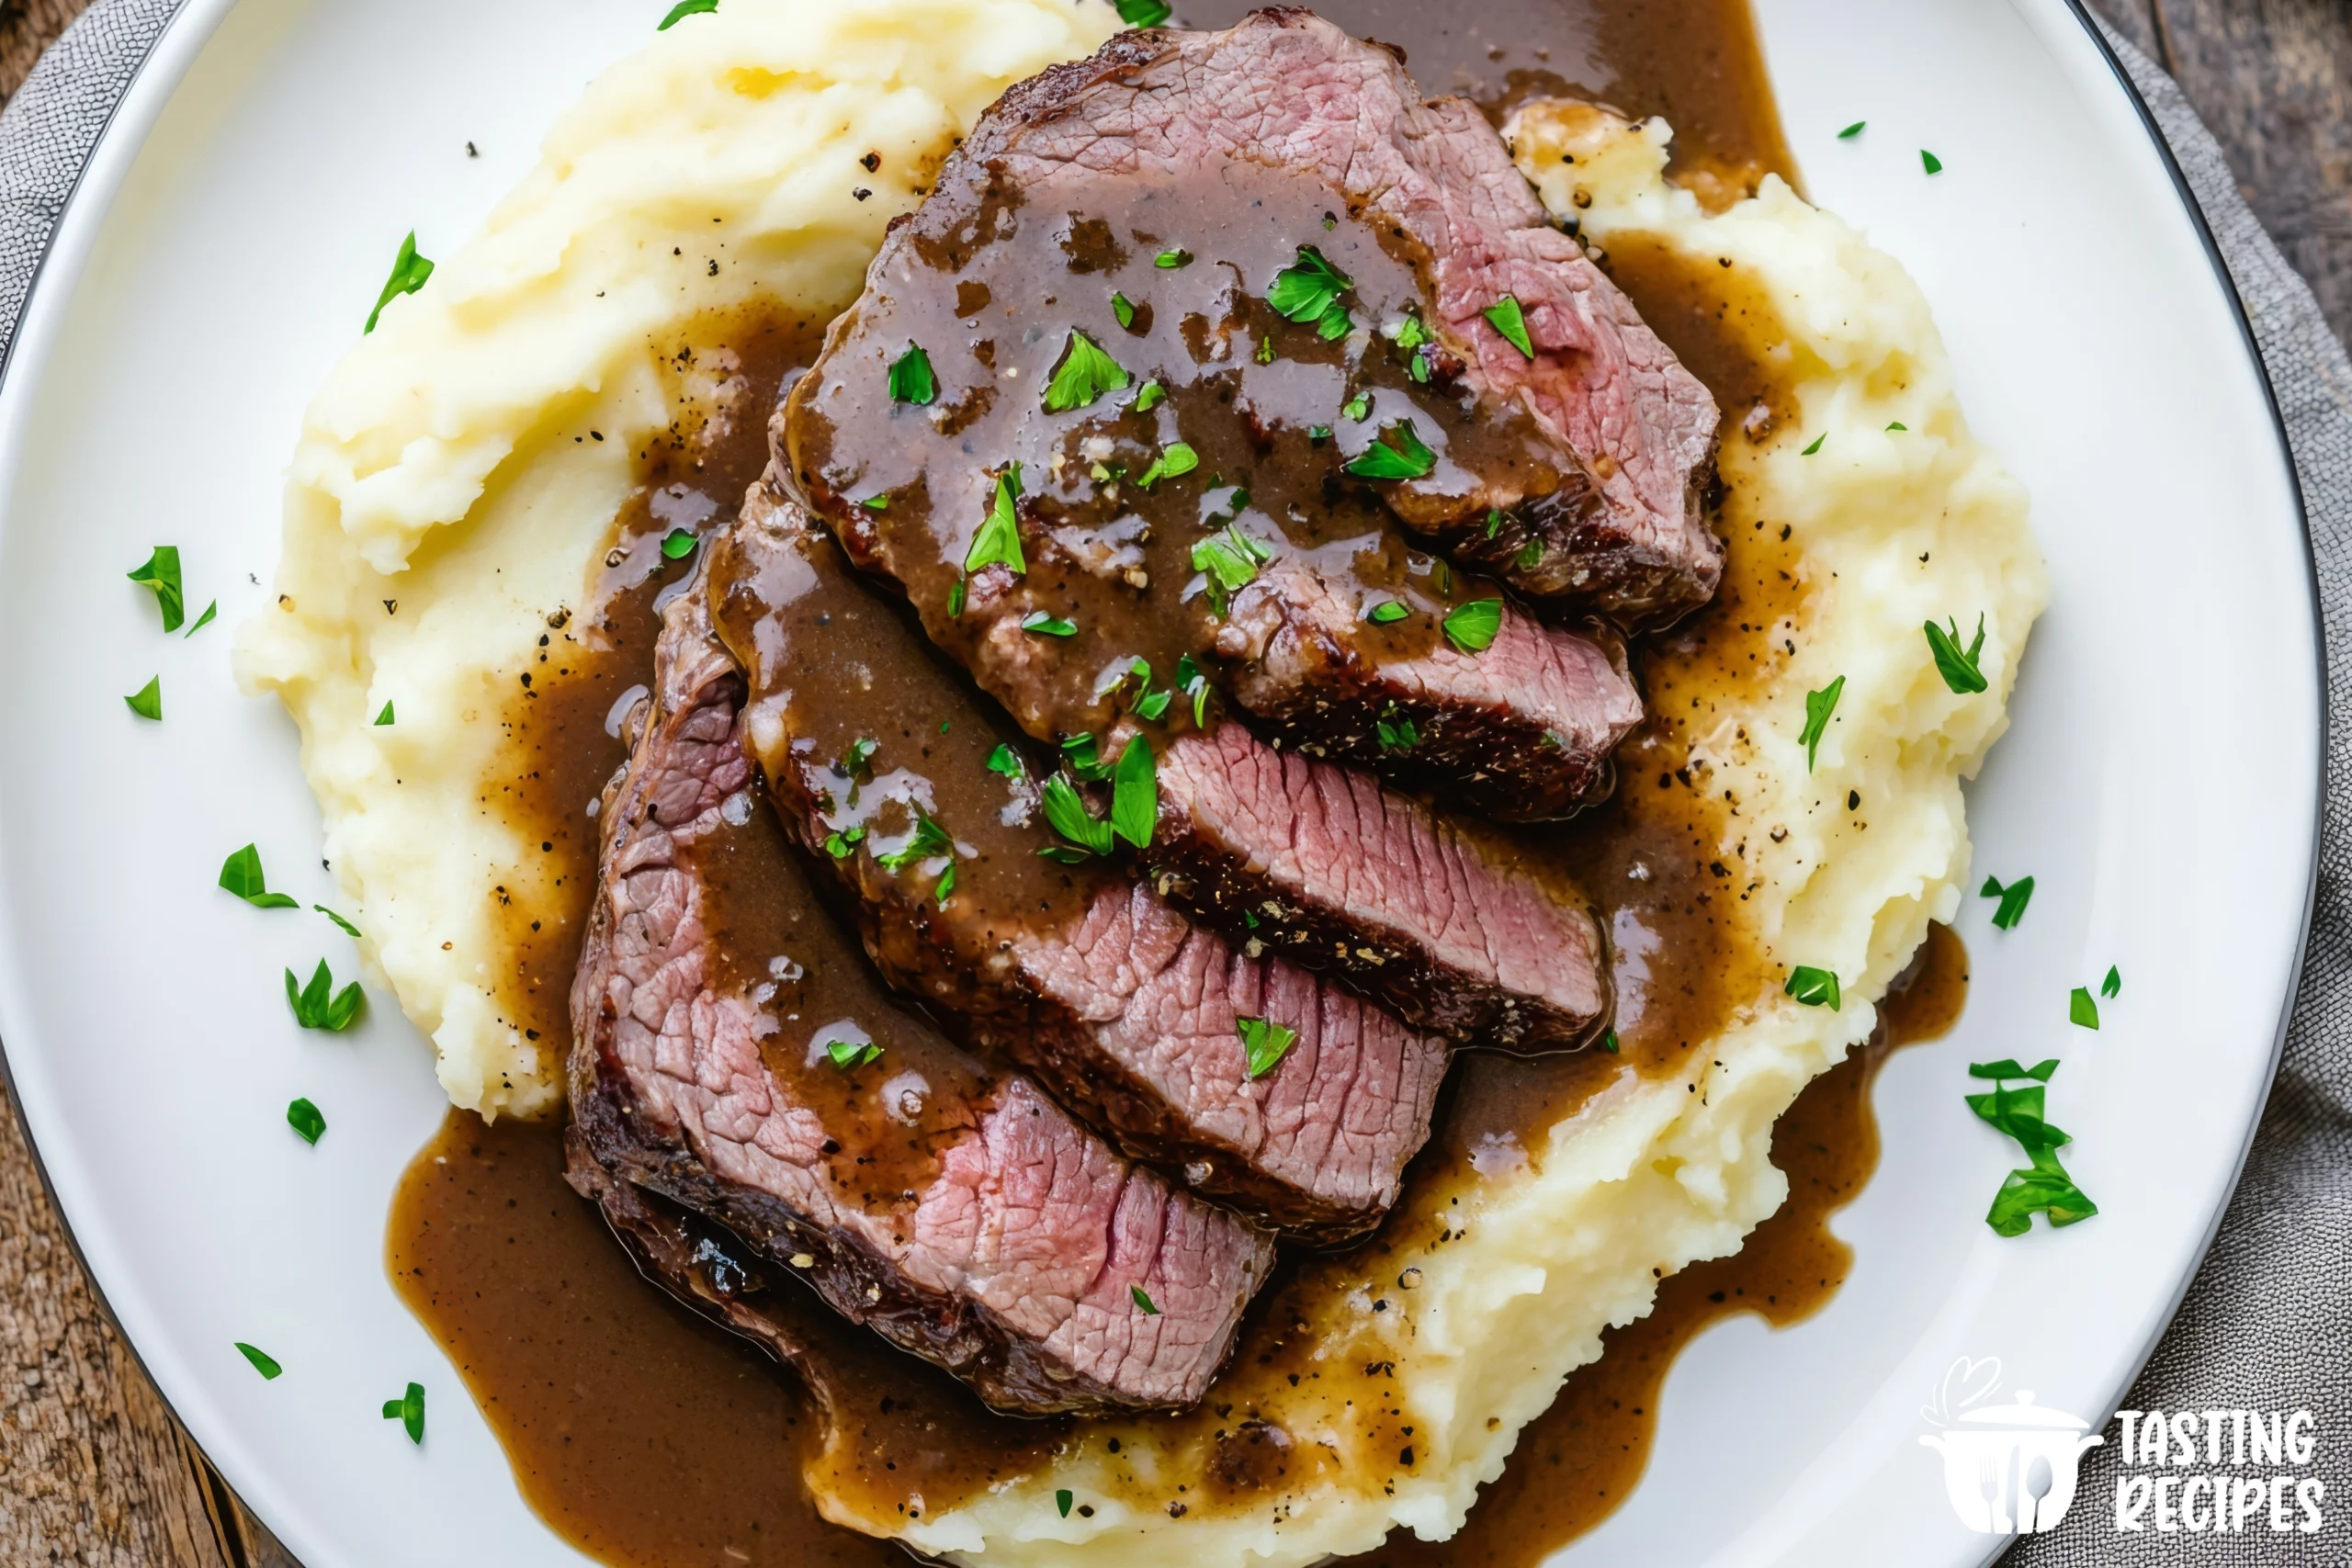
left=241, top=4, right=2042, bottom=1557
left=234, top=0, right=1120, bottom=1115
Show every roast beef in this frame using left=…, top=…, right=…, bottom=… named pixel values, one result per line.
left=780, top=12, right=1676, bottom=821
left=567, top=581, right=1272, bottom=1413
left=707, top=477, right=1449, bottom=1241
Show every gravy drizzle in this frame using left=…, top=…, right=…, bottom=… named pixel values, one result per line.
left=370, top=5, right=1948, bottom=1564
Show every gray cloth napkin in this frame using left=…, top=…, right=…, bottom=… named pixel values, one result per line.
left=0, top=2, right=2344, bottom=1562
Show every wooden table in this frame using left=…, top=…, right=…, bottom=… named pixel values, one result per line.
left=0, top=0, right=2346, bottom=1562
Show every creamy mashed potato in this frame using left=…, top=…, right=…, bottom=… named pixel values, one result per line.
left=234, top=0, right=1119, bottom=1115
left=243, top=5, right=2042, bottom=1557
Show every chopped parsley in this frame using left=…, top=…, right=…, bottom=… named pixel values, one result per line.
left=1921, top=149, right=1944, bottom=175
left=1967, top=1059, right=2098, bottom=1236
left=1176, top=653, right=1211, bottom=728
left=1375, top=715, right=1420, bottom=752
left=1130, top=1284, right=1161, bottom=1315
left=1135, top=442, right=1199, bottom=489
left=1046, top=330, right=1130, bottom=412
left=1783, top=964, right=1840, bottom=1010
left=842, top=736, right=877, bottom=780
left=1238, top=1015, right=1298, bottom=1078
left=1061, top=732, right=1113, bottom=783
left=1342, top=391, right=1372, bottom=423
left=1193, top=525, right=1271, bottom=612
left=1515, top=537, right=1544, bottom=570
left=1486, top=509, right=1506, bottom=539
left=861, top=494, right=889, bottom=511
left=375, top=701, right=395, bottom=726
left=186, top=600, right=218, bottom=637
left=1600, top=1028, right=1621, bottom=1054
left=965, top=465, right=1026, bottom=575
left=1134, top=688, right=1172, bottom=720
left=1482, top=295, right=1535, bottom=358
left=1345, top=421, right=1437, bottom=480
left=985, top=743, right=1023, bottom=779
left=874, top=813, right=953, bottom=874
left=1266, top=244, right=1354, bottom=340
left=1040, top=773, right=1115, bottom=858
left=1367, top=599, right=1410, bottom=625
left=1838, top=120, right=1866, bottom=139
left=1155, top=248, right=1192, bottom=269
left=1800, top=433, right=1826, bottom=456
left=287, top=1097, right=326, bottom=1145
left=1133, top=378, right=1165, bottom=412
left=286, top=960, right=365, bottom=1031
left=365, top=232, right=435, bottom=333
left=660, top=527, right=696, bottom=560
left=220, top=844, right=300, bottom=908
left=124, top=676, right=162, bottom=721
left=1980, top=873, right=2033, bottom=931
left=826, top=1037, right=884, bottom=1069
left=1057, top=1490, right=1076, bottom=1518
left=888, top=343, right=938, bottom=406
left=235, top=1343, right=282, bottom=1380
left=1442, top=598, right=1503, bottom=654
left=1308, top=423, right=1332, bottom=443
left=948, top=578, right=967, bottom=616
left=127, top=547, right=185, bottom=631
left=1112, top=292, right=1138, bottom=331
left=2102, top=965, right=2121, bottom=999
left=1925, top=615, right=1988, bottom=694
left=823, top=826, right=865, bottom=858
left=2069, top=987, right=2099, bottom=1030
left=1114, top=0, right=1170, bottom=23
left=382, top=1382, right=426, bottom=1443
left=316, top=905, right=362, bottom=938
left=1110, top=735, right=1158, bottom=850
left=1255, top=333, right=1276, bottom=365
left=659, top=0, right=718, bottom=27
left=1021, top=611, right=1078, bottom=637
left=1798, top=675, right=1843, bottom=771
left=1886, top=421, right=1908, bottom=432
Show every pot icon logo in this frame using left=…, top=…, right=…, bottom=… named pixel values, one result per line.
left=1917, top=1357, right=2104, bottom=1533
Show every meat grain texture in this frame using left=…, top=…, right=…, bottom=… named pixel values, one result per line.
left=237, top=3, right=2045, bottom=1562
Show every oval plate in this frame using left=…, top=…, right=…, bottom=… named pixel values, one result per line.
left=0, top=1, right=2315, bottom=1564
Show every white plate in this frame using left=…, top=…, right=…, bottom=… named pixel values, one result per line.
left=0, top=2, right=2316, bottom=1564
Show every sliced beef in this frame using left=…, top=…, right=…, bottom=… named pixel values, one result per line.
left=568, top=582, right=1271, bottom=1413
left=1149, top=724, right=1608, bottom=1048
left=781, top=13, right=1679, bottom=822
left=707, top=477, right=1449, bottom=1241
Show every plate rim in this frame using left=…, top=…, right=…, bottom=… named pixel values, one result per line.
left=0, top=0, right=2324, bottom=1561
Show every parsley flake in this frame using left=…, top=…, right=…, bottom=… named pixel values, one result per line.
left=1131, top=1284, right=1161, bottom=1315
left=365, top=233, right=434, bottom=334
left=286, top=960, right=365, bottom=1031
left=1040, top=773, right=1116, bottom=858
left=1057, top=1490, right=1075, bottom=1518
left=659, top=0, right=718, bottom=26
left=1046, top=331, right=1131, bottom=412
left=1375, top=715, right=1420, bottom=752
left=1925, top=615, right=1988, bottom=694
left=287, top=1097, right=326, bottom=1145
left=1800, top=433, right=1826, bottom=456
left=1980, top=874, right=2033, bottom=931
left=1967, top=1061, right=2097, bottom=1236
left=1021, top=611, right=1078, bottom=637
left=2069, top=987, right=2099, bottom=1030
left=1176, top=653, right=1211, bottom=728
left=127, top=547, right=186, bottom=632
left=823, top=826, right=865, bottom=858
left=826, top=1037, right=884, bottom=1069
left=1345, top=421, right=1437, bottom=480
left=1266, top=244, right=1354, bottom=340
left=1798, top=676, right=1843, bottom=771
left=186, top=600, right=218, bottom=637
left=235, top=1343, right=282, bottom=1380
left=220, top=844, right=300, bottom=908
left=1238, top=1015, right=1298, bottom=1077
left=2102, top=965, right=2121, bottom=999
left=1155, top=248, right=1191, bottom=268
left=375, top=701, right=395, bottom=726
left=316, top=905, right=362, bottom=938
left=1112, top=293, right=1138, bottom=331
left=1135, top=442, right=1199, bottom=489
left=1442, top=598, right=1504, bottom=654
left=1110, top=735, right=1158, bottom=850
left=1367, top=599, right=1410, bottom=625
left=1922, top=149, right=1944, bottom=175
left=985, top=743, right=1023, bottom=779
left=1482, top=295, right=1535, bottom=358
left=660, top=528, right=697, bottom=560
left=888, top=343, right=938, bottom=406
left=1515, top=537, right=1544, bottom=570
left=874, top=814, right=952, bottom=874
left=1783, top=965, right=1841, bottom=1010
left=125, top=676, right=162, bottom=721
left=1133, top=378, right=1165, bottom=413
left=1886, top=421, right=1908, bottom=432
left=382, top=1382, right=425, bottom=1444
left=965, top=466, right=1027, bottom=575
left=1342, top=391, right=1372, bottom=423
left=1600, top=1027, right=1621, bottom=1054
left=1193, top=524, right=1271, bottom=612
left=1838, top=120, right=1866, bottom=139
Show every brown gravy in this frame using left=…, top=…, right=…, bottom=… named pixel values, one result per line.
left=378, top=3, right=1855, bottom=1563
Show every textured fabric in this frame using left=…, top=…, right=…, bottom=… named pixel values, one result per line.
left=2006, top=19, right=2352, bottom=1566
left=0, top=0, right=2343, bottom=1561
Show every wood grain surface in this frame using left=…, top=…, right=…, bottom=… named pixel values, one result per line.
left=0, top=0, right=2344, bottom=1563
